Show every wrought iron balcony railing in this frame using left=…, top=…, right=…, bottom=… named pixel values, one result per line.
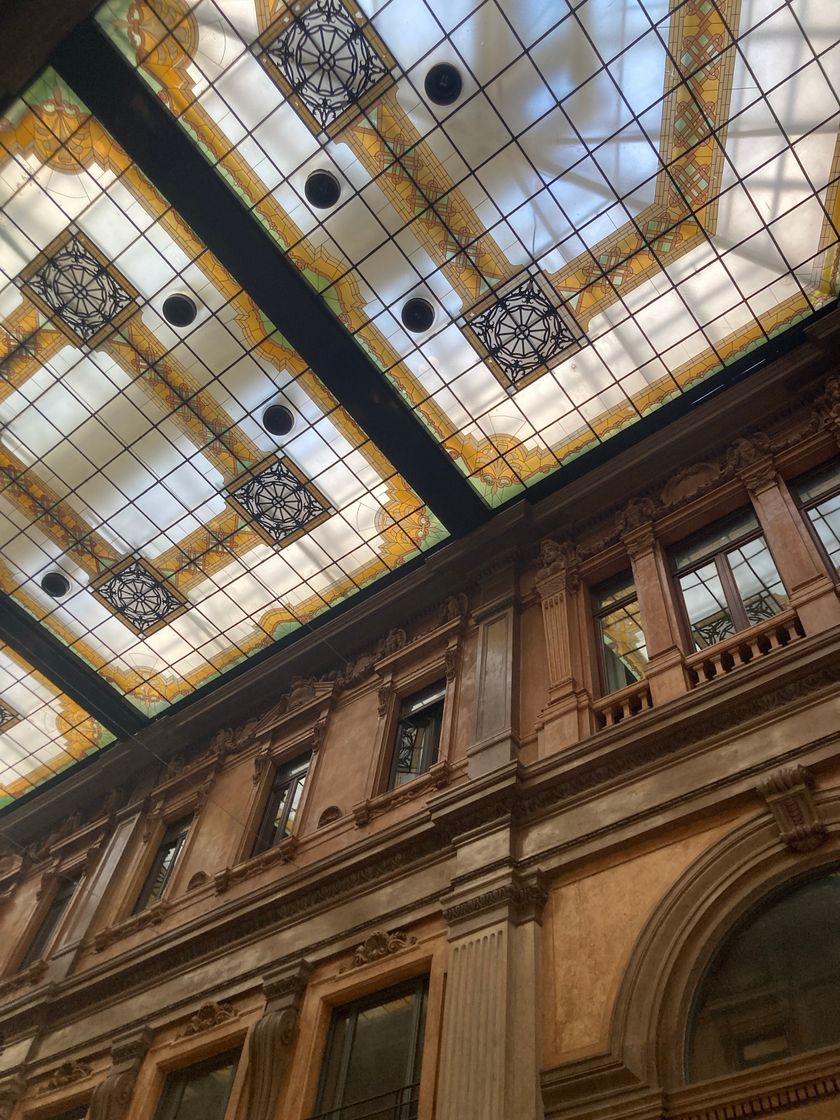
left=308, top=1082, right=420, bottom=1120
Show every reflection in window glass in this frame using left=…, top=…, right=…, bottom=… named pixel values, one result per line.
left=134, top=817, right=191, bottom=913
left=389, top=683, right=445, bottom=790
left=154, top=1052, right=239, bottom=1120
left=688, top=869, right=840, bottom=1082
left=20, top=876, right=78, bottom=968
left=591, top=572, right=648, bottom=694
left=315, top=980, right=426, bottom=1120
left=253, top=753, right=310, bottom=855
left=792, top=460, right=840, bottom=578
left=671, top=511, right=788, bottom=650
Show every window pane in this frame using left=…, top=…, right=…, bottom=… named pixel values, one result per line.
left=671, top=509, right=759, bottom=571
left=20, top=876, right=77, bottom=968
left=807, top=494, right=840, bottom=577
left=792, top=459, right=840, bottom=505
left=253, top=754, right=310, bottom=854
left=155, top=1054, right=238, bottom=1120
left=678, top=562, right=736, bottom=650
left=135, top=818, right=190, bottom=913
left=726, top=536, right=788, bottom=624
left=390, top=685, right=445, bottom=789
left=689, top=869, right=840, bottom=1082
left=597, top=599, right=648, bottom=693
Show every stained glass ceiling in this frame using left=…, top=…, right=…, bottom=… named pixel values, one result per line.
left=0, top=0, right=837, bottom=804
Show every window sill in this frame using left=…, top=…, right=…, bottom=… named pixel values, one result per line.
left=213, top=834, right=299, bottom=895
left=353, top=759, right=453, bottom=827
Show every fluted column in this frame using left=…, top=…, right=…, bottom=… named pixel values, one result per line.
left=729, top=439, right=840, bottom=635
left=243, top=959, right=310, bottom=1120
left=437, top=868, right=546, bottom=1120
left=623, top=522, right=689, bottom=705
left=86, top=1030, right=151, bottom=1120
left=535, top=541, right=595, bottom=753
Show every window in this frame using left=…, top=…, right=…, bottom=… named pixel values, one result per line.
left=791, top=458, right=840, bottom=578
left=389, top=683, right=445, bottom=790
left=50, top=1111, right=88, bottom=1120
left=19, top=875, right=77, bottom=969
left=252, top=753, right=310, bottom=856
left=591, top=571, right=648, bottom=694
left=133, top=817, right=191, bottom=913
left=313, top=979, right=427, bottom=1120
left=153, top=1051, right=239, bottom=1120
left=688, top=868, right=840, bottom=1082
left=671, top=509, right=789, bottom=650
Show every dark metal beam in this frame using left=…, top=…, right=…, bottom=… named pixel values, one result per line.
left=0, top=593, right=147, bottom=737
left=51, top=21, right=490, bottom=537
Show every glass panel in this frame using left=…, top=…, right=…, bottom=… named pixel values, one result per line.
left=671, top=510, right=760, bottom=572
left=689, top=869, right=840, bottom=1082
left=253, top=753, right=310, bottom=854
left=807, top=495, right=840, bottom=578
left=726, top=536, right=788, bottom=624
left=592, top=571, right=647, bottom=693
left=20, top=876, right=77, bottom=968
left=678, top=561, right=736, bottom=650
left=155, top=1053, right=238, bottom=1120
left=391, top=686, right=445, bottom=789
left=792, top=460, right=840, bottom=506
left=135, top=818, right=190, bottom=912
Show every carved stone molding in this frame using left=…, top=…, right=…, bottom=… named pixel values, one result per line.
left=536, top=539, right=579, bottom=585
left=0, top=1075, right=26, bottom=1120
left=622, top=520, right=657, bottom=561
left=376, top=681, right=392, bottom=717
left=616, top=496, right=659, bottom=535
left=176, top=1000, right=237, bottom=1038
left=92, top=901, right=170, bottom=951
left=213, top=835, right=298, bottom=895
left=340, top=929, right=417, bottom=972
left=0, top=957, right=47, bottom=997
left=442, top=871, right=548, bottom=927
left=87, top=1029, right=151, bottom=1120
left=757, top=765, right=827, bottom=853
left=669, top=1072, right=840, bottom=1120
left=353, top=760, right=453, bottom=828
left=245, top=960, right=311, bottom=1120
left=39, top=1059, right=93, bottom=1093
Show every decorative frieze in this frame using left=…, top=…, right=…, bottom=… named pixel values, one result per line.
left=340, top=929, right=417, bottom=972
left=757, top=765, right=827, bottom=853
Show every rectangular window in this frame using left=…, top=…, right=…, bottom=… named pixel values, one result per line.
left=791, top=458, right=840, bottom=578
left=389, top=683, right=445, bottom=790
left=252, top=753, right=310, bottom=856
left=313, top=980, right=427, bottom=1120
left=153, top=1051, right=239, bottom=1120
left=591, top=571, right=648, bottom=694
left=671, top=509, right=789, bottom=650
left=133, top=817, right=191, bottom=914
left=19, top=875, right=77, bottom=969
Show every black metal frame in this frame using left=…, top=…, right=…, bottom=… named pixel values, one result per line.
left=590, top=570, right=646, bottom=696
left=133, top=816, right=191, bottom=914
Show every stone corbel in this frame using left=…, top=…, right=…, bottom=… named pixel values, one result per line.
left=244, top=960, right=311, bottom=1120
left=758, top=765, right=827, bottom=853
left=87, top=1029, right=152, bottom=1120
left=0, top=1075, right=26, bottom=1120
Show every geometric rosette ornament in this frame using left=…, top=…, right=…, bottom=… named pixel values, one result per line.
left=92, top=558, right=187, bottom=637
left=260, top=0, right=393, bottom=136
left=0, top=700, right=21, bottom=733
left=227, top=456, right=331, bottom=547
left=464, top=272, right=583, bottom=391
left=20, top=229, right=137, bottom=348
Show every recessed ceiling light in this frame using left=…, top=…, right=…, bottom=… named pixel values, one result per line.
left=401, top=297, right=435, bottom=333
left=162, top=293, right=197, bottom=327
left=424, top=62, right=462, bottom=106
left=40, top=571, right=70, bottom=598
left=262, top=403, right=295, bottom=436
left=305, top=170, right=342, bottom=209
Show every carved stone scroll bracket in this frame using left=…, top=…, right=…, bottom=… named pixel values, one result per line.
left=758, top=765, right=827, bottom=853
left=0, top=1075, right=26, bottom=1120
left=340, top=929, right=417, bottom=973
left=245, top=960, right=311, bottom=1120
left=87, top=1028, right=152, bottom=1120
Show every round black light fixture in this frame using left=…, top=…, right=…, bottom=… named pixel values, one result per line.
left=162, top=293, right=197, bottom=328
left=401, top=297, right=435, bottom=334
left=40, top=571, right=70, bottom=599
left=424, top=62, right=463, bottom=106
left=304, top=169, right=342, bottom=209
left=262, top=403, right=295, bottom=436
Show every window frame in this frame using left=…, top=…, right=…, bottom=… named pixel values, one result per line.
left=251, top=751, right=311, bottom=857
left=132, top=815, right=192, bottom=915
left=152, top=1048, right=241, bottom=1120
left=13, top=871, right=80, bottom=974
left=386, top=681, right=447, bottom=791
left=670, top=510, right=788, bottom=651
left=790, top=457, right=840, bottom=581
left=312, top=977, right=428, bottom=1120
left=590, top=569, right=648, bottom=696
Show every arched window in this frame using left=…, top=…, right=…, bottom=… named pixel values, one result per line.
left=688, top=867, right=840, bottom=1082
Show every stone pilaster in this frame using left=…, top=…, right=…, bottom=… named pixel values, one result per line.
left=730, top=441, right=840, bottom=635
left=243, top=959, right=310, bottom=1120
left=623, top=522, right=689, bottom=705
left=86, top=1030, right=151, bottom=1120
left=468, top=564, right=519, bottom=777
left=535, top=542, right=594, bottom=752
left=0, top=1075, right=26, bottom=1120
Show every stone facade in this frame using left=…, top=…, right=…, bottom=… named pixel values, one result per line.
left=0, top=313, right=839, bottom=1120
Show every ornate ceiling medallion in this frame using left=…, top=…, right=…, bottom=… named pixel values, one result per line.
left=19, top=229, right=137, bottom=348
left=92, top=558, right=187, bottom=637
left=259, top=0, right=394, bottom=138
left=227, top=455, right=331, bottom=548
left=463, top=272, right=583, bottom=392
left=0, top=700, right=21, bottom=734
